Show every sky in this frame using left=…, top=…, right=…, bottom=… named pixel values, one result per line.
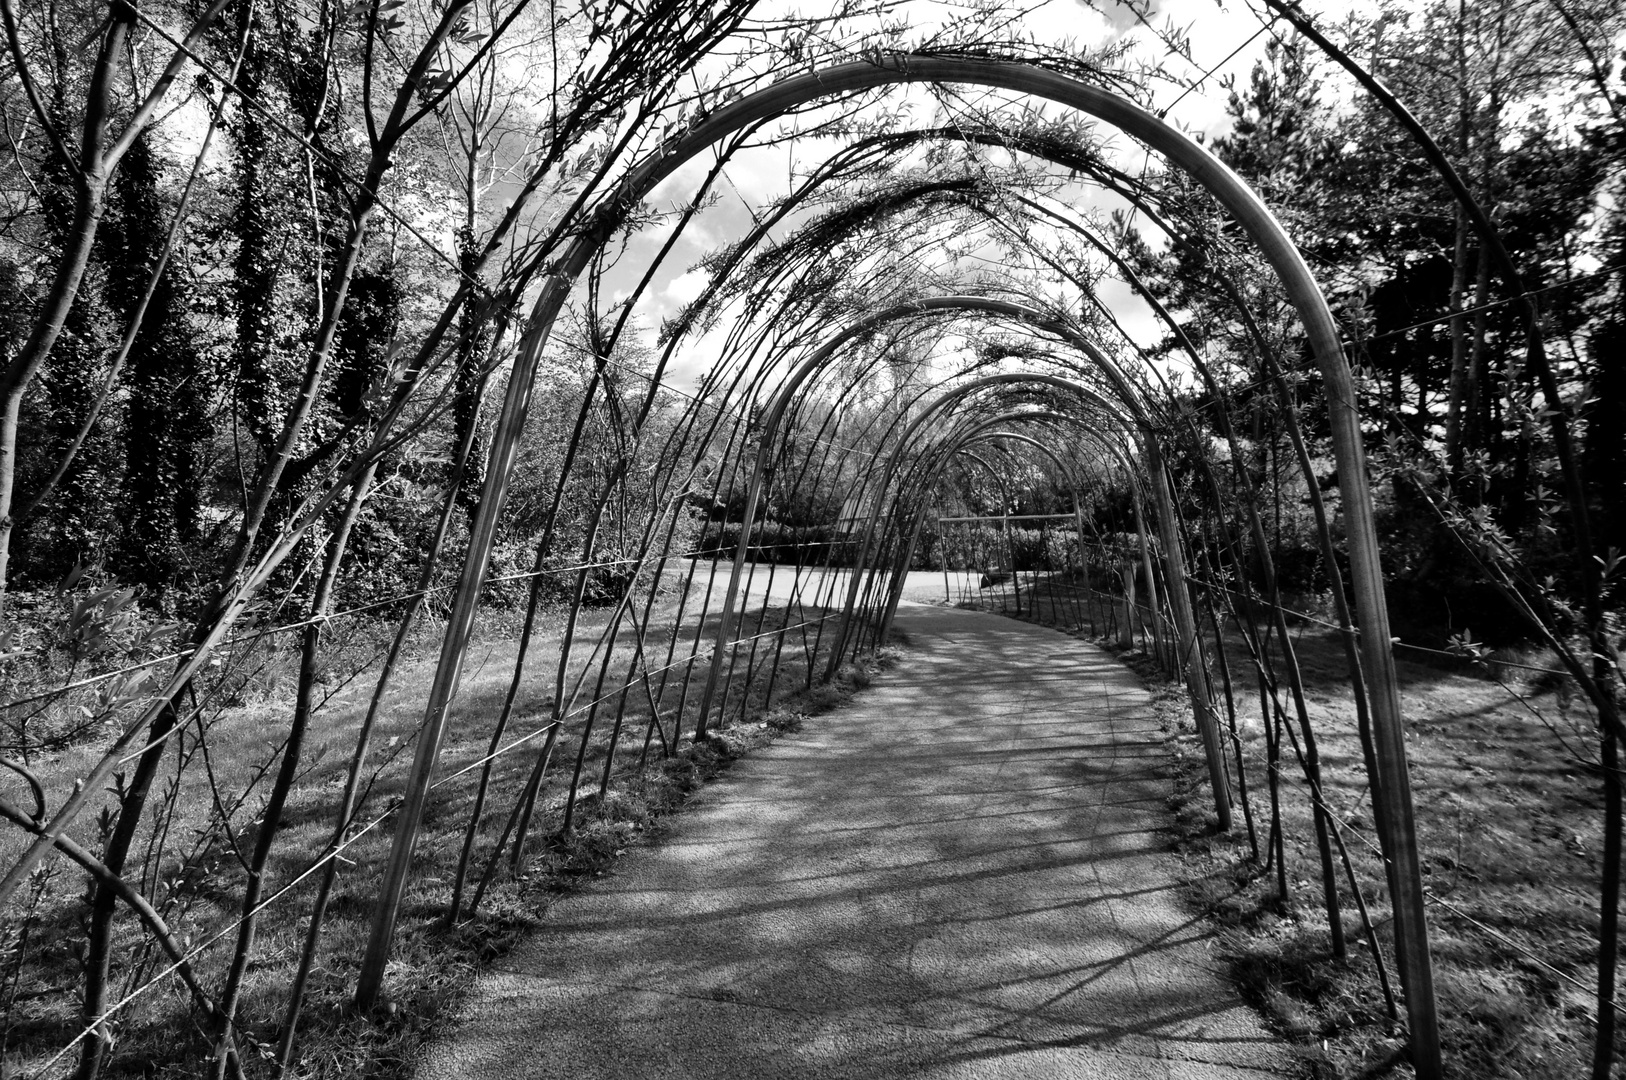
left=600, top=0, right=1286, bottom=390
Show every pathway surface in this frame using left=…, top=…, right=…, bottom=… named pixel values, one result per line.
left=414, top=602, right=1299, bottom=1080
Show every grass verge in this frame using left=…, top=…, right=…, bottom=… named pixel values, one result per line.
left=956, top=573, right=1619, bottom=1079
left=1, top=568, right=893, bottom=1079
left=1108, top=618, right=1612, bottom=1079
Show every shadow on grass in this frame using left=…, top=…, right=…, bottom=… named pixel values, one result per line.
left=966, top=570, right=1617, bottom=1080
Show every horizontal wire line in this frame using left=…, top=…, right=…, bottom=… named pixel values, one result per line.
left=1422, top=886, right=1613, bottom=1022
left=1279, top=773, right=1614, bottom=1023
left=423, top=612, right=843, bottom=791
left=1327, top=789, right=1616, bottom=1023
left=34, top=812, right=392, bottom=1075
left=1194, top=578, right=1575, bottom=677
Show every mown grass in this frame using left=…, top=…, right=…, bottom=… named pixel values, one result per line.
left=969, top=573, right=1619, bottom=1079
left=1, top=567, right=874, bottom=1079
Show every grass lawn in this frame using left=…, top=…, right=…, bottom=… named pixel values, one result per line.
left=966, top=571, right=1617, bottom=1079
left=12, top=556, right=1608, bottom=1080
left=2, top=566, right=868, bottom=1079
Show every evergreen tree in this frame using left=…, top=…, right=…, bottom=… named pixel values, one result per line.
left=231, top=14, right=309, bottom=460
left=107, top=133, right=212, bottom=598
left=13, top=91, right=121, bottom=584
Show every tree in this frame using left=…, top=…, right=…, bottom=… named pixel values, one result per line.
left=107, top=133, right=212, bottom=598
left=0, top=0, right=235, bottom=596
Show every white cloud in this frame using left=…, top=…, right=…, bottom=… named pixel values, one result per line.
left=665, top=269, right=710, bottom=306
left=1021, top=0, right=1116, bottom=47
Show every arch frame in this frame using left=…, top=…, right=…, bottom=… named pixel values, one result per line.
left=358, top=55, right=1437, bottom=1069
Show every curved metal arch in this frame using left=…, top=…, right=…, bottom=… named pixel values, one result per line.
left=827, top=373, right=1133, bottom=637
left=814, top=372, right=1228, bottom=828
left=925, top=415, right=1152, bottom=572
left=844, top=415, right=1094, bottom=642
left=698, top=368, right=1132, bottom=738
left=957, top=430, right=1083, bottom=496
left=653, top=130, right=1217, bottom=440
left=692, top=305, right=1147, bottom=730
left=372, top=54, right=1431, bottom=1050
left=929, top=411, right=1141, bottom=487
left=962, top=426, right=1168, bottom=664
left=717, top=156, right=1199, bottom=390
left=876, top=407, right=1172, bottom=724
left=951, top=447, right=1018, bottom=516
left=889, top=416, right=1133, bottom=537
left=900, top=426, right=1169, bottom=665
left=888, top=416, right=1104, bottom=526
left=835, top=374, right=1135, bottom=577
left=896, top=427, right=1089, bottom=624
left=809, top=374, right=1124, bottom=663
left=758, top=295, right=1150, bottom=438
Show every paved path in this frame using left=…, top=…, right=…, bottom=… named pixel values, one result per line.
left=414, top=603, right=1298, bottom=1080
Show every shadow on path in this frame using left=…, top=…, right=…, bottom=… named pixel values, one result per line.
left=413, top=603, right=1300, bottom=1079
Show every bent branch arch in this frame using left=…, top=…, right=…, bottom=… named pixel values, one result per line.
left=350, top=52, right=1436, bottom=1069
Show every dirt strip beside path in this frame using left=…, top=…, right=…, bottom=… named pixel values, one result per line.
left=413, top=602, right=1300, bottom=1079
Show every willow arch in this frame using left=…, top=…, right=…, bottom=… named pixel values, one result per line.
left=879, top=419, right=1167, bottom=667
left=899, top=416, right=1166, bottom=653
left=693, top=292, right=1151, bottom=732
left=812, top=371, right=1231, bottom=822
left=12, top=2, right=1625, bottom=1073
left=269, top=49, right=1441, bottom=1068
left=698, top=269, right=1326, bottom=858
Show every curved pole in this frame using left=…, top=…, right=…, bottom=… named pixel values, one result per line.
left=969, top=424, right=1170, bottom=669
left=828, top=380, right=1129, bottom=670
left=969, top=186, right=1355, bottom=958
left=903, top=402, right=1218, bottom=810
left=878, top=427, right=1084, bottom=642
left=819, top=373, right=1231, bottom=835
left=957, top=448, right=1017, bottom=517
left=943, top=418, right=1195, bottom=754
left=363, top=55, right=1433, bottom=1064
left=694, top=293, right=1147, bottom=731
left=875, top=415, right=1162, bottom=671
left=832, top=371, right=1130, bottom=639
left=929, top=425, right=1144, bottom=643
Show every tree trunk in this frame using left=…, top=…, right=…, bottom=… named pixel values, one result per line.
left=1444, top=207, right=1472, bottom=475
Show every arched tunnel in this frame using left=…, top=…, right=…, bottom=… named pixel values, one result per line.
left=365, top=51, right=1440, bottom=1071
left=3, top=6, right=1621, bottom=1079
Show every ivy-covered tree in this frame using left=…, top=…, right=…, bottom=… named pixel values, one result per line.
left=12, top=85, right=122, bottom=585
left=106, top=133, right=213, bottom=599
left=230, top=12, right=311, bottom=463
